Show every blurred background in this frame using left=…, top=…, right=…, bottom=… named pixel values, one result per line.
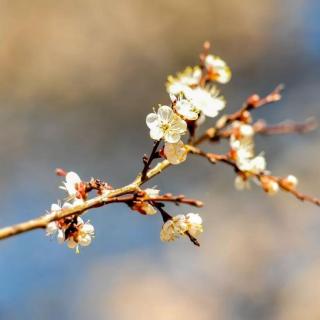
left=0, top=0, right=320, bottom=319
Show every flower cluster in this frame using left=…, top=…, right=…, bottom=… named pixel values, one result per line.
left=229, top=121, right=299, bottom=196
left=229, top=121, right=266, bottom=189
left=146, top=49, right=231, bottom=165
left=46, top=171, right=96, bottom=252
left=46, top=203, right=95, bottom=254
left=160, top=213, right=203, bottom=242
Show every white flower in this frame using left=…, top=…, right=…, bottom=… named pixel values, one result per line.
left=46, top=200, right=94, bottom=252
left=160, top=214, right=188, bottom=242
left=185, top=213, right=203, bottom=238
left=67, top=219, right=95, bottom=253
left=78, top=222, right=95, bottom=246
left=175, top=99, right=199, bottom=120
left=166, top=67, right=202, bottom=95
left=60, top=171, right=83, bottom=199
left=204, top=54, right=231, bottom=84
left=185, top=87, right=225, bottom=118
left=234, top=175, right=251, bottom=190
left=160, top=213, right=203, bottom=242
left=164, top=140, right=188, bottom=165
left=146, top=105, right=187, bottom=143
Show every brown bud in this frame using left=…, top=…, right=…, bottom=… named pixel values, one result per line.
left=55, top=168, right=67, bottom=177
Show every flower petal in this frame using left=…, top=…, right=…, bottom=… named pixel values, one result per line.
left=79, top=235, right=92, bottom=246
left=164, top=141, right=187, bottom=165
left=158, top=105, right=173, bottom=123
left=51, top=203, right=61, bottom=212
left=57, top=230, right=65, bottom=244
left=146, top=113, right=159, bottom=129
left=66, top=172, right=81, bottom=185
left=150, top=127, right=164, bottom=140
left=201, top=96, right=225, bottom=118
left=170, top=116, right=187, bottom=134
left=81, top=223, right=94, bottom=235
left=164, top=132, right=181, bottom=144
left=176, top=99, right=199, bottom=120
left=67, top=238, right=78, bottom=248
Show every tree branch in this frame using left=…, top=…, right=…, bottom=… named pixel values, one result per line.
left=0, top=84, right=318, bottom=243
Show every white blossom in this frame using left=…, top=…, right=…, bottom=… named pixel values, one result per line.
left=160, top=213, right=203, bottom=243
left=164, top=140, right=188, bottom=165
left=77, top=221, right=95, bottom=246
left=204, top=54, right=231, bottom=84
left=146, top=105, right=187, bottom=143
left=59, top=171, right=83, bottom=200
left=175, top=98, right=199, bottom=120
left=46, top=201, right=94, bottom=252
left=67, top=219, right=95, bottom=253
left=160, top=215, right=188, bottom=242
left=185, top=87, right=226, bottom=118
left=166, top=67, right=202, bottom=96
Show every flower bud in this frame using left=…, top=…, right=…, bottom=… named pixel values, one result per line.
left=260, top=176, right=279, bottom=196
left=282, top=175, right=298, bottom=190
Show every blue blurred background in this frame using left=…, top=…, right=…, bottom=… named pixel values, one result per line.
left=0, top=1, right=320, bottom=319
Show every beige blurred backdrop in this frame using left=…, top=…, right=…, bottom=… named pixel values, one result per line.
left=0, top=1, right=320, bottom=319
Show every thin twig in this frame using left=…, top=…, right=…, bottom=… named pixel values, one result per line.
left=141, top=140, right=161, bottom=182
left=253, top=118, right=317, bottom=135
